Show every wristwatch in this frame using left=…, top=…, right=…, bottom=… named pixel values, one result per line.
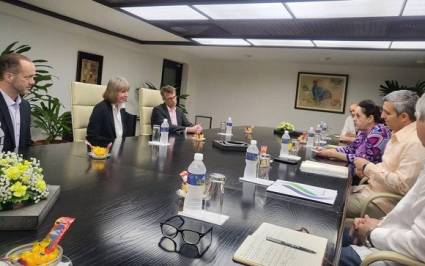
left=365, top=229, right=375, bottom=248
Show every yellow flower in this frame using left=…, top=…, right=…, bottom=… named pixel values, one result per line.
left=17, top=162, right=29, bottom=172
left=21, top=175, right=31, bottom=184
left=5, top=166, right=22, bottom=180
left=35, top=179, right=47, bottom=192
left=10, top=182, right=28, bottom=198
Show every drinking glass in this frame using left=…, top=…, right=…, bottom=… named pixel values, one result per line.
left=257, top=154, right=271, bottom=179
left=152, top=125, right=161, bottom=142
left=203, top=173, right=226, bottom=214
left=220, top=122, right=226, bottom=133
left=290, top=140, right=300, bottom=155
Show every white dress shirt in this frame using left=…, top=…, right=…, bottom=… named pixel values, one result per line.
left=352, top=164, right=425, bottom=265
left=112, top=103, right=124, bottom=138
left=0, top=89, right=21, bottom=152
left=167, top=105, right=178, bottom=126
left=341, top=115, right=356, bottom=136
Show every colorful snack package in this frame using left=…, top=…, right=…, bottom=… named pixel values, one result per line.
left=44, top=217, right=75, bottom=253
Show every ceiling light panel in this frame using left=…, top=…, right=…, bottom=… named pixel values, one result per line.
left=121, top=6, right=207, bottom=21
left=193, top=3, right=291, bottom=20
left=287, top=0, right=404, bottom=19
left=403, top=0, right=425, bottom=16
left=391, top=41, right=425, bottom=49
left=314, top=40, right=391, bottom=49
left=248, top=39, right=314, bottom=47
left=192, top=38, right=250, bottom=46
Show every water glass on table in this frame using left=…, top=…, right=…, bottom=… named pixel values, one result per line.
left=290, top=140, right=300, bottom=155
left=152, top=125, right=161, bottom=142
left=220, top=121, right=226, bottom=133
left=203, top=173, right=226, bottom=214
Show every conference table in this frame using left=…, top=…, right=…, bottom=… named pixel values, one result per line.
left=0, top=127, right=350, bottom=265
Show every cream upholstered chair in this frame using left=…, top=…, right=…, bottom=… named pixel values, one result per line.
left=70, top=82, right=106, bottom=142
left=361, top=251, right=425, bottom=266
left=138, top=88, right=163, bottom=135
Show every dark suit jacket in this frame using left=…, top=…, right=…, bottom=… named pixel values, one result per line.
left=0, top=92, right=31, bottom=153
left=151, top=103, right=193, bottom=135
left=86, top=100, right=134, bottom=147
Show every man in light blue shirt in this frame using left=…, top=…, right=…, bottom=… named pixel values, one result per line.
left=0, top=53, right=35, bottom=152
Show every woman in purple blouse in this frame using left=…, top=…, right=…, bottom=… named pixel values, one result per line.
left=316, top=100, right=391, bottom=167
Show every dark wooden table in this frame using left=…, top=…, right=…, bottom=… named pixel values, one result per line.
left=0, top=127, right=350, bottom=265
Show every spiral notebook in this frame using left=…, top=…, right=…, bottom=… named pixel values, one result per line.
left=233, top=223, right=327, bottom=266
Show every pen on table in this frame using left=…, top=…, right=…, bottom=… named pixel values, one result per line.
left=266, top=236, right=316, bottom=254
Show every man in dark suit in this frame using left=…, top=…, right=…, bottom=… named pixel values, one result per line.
left=0, top=53, right=34, bottom=153
left=151, top=85, right=202, bottom=135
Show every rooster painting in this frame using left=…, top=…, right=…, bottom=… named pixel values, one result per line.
left=312, top=80, right=332, bottom=103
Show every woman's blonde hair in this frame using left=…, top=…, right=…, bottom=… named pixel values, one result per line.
left=103, top=77, right=130, bottom=103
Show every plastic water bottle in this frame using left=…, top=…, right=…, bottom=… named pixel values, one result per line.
left=314, top=124, right=322, bottom=146
left=225, top=117, right=232, bottom=135
left=307, top=127, right=315, bottom=147
left=184, top=153, right=207, bottom=211
left=279, top=130, right=290, bottom=156
left=160, top=119, right=169, bottom=144
left=243, top=140, right=259, bottom=178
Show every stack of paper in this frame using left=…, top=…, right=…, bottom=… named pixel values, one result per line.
left=300, top=160, right=348, bottom=178
left=266, top=180, right=337, bottom=205
left=233, top=223, right=327, bottom=266
left=278, top=154, right=301, bottom=162
left=239, top=177, right=274, bottom=187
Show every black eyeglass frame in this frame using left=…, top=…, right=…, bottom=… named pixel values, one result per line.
left=160, top=215, right=213, bottom=245
left=158, top=215, right=213, bottom=257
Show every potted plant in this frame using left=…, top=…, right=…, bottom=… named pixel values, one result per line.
left=32, top=98, right=71, bottom=144
left=380, top=80, right=425, bottom=96
left=1, top=42, right=72, bottom=143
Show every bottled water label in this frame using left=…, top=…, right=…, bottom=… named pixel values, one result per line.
left=282, top=139, right=289, bottom=144
left=226, top=122, right=232, bottom=127
left=245, top=152, right=258, bottom=161
left=160, top=127, right=169, bottom=132
left=187, top=173, right=205, bottom=185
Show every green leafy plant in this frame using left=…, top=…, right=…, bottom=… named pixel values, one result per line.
left=380, top=80, right=425, bottom=96
left=1, top=42, right=72, bottom=143
left=31, top=98, right=71, bottom=143
left=143, top=81, right=190, bottom=114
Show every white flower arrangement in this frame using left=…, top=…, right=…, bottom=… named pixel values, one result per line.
left=0, top=152, right=49, bottom=211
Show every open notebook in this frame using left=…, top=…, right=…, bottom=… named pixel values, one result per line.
left=233, top=223, right=327, bottom=266
left=300, top=160, right=348, bottom=179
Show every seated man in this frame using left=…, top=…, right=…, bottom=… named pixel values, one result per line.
left=340, top=103, right=357, bottom=143
left=339, top=92, right=425, bottom=265
left=151, top=85, right=202, bottom=135
left=348, top=90, right=425, bottom=218
left=0, top=53, right=34, bottom=153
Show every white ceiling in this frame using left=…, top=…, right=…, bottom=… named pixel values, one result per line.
left=18, top=0, right=188, bottom=42
left=8, top=0, right=425, bottom=67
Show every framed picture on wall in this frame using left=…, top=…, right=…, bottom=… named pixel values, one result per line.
left=76, top=51, right=103, bottom=85
left=294, top=72, right=349, bottom=114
